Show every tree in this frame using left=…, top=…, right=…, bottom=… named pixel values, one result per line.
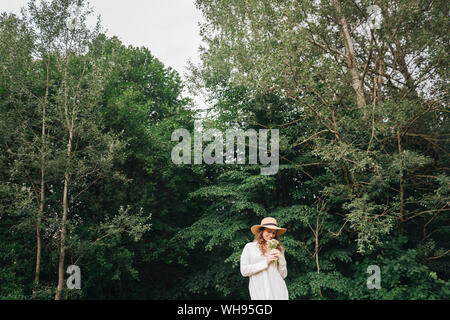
left=181, top=0, right=449, bottom=298
left=19, top=0, right=127, bottom=299
left=1, top=0, right=447, bottom=300
left=89, top=35, right=205, bottom=299
left=0, top=11, right=46, bottom=295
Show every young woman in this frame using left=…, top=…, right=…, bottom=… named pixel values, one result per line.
left=240, top=217, right=289, bottom=300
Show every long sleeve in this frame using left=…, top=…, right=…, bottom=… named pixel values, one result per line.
left=277, top=252, right=287, bottom=279
left=240, top=243, right=268, bottom=277
left=241, top=242, right=289, bottom=300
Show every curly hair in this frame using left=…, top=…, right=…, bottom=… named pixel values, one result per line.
left=254, top=227, right=284, bottom=256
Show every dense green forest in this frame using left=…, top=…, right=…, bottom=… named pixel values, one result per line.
left=0, top=0, right=448, bottom=300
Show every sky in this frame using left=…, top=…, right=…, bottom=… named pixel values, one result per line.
left=1, top=0, right=206, bottom=85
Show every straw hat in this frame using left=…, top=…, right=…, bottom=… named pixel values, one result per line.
left=251, top=217, right=287, bottom=236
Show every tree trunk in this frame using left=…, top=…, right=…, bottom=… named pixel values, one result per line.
left=331, top=0, right=366, bottom=110
left=34, top=57, right=50, bottom=298
left=397, top=130, right=405, bottom=222
left=33, top=154, right=44, bottom=295
left=377, top=54, right=384, bottom=105
left=55, top=129, right=72, bottom=300
left=314, top=217, right=322, bottom=298
left=55, top=54, right=72, bottom=300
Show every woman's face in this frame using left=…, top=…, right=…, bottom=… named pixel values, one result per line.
left=262, top=228, right=277, bottom=242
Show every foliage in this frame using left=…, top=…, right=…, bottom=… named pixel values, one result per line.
left=0, top=0, right=448, bottom=300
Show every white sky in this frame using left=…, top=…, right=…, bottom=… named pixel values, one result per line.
left=1, top=0, right=207, bottom=107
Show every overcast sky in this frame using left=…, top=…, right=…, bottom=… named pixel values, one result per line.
left=1, top=0, right=205, bottom=79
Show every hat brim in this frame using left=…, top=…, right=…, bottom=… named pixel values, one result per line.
left=251, top=224, right=287, bottom=236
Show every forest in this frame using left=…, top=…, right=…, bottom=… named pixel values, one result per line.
left=0, top=0, right=448, bottom=300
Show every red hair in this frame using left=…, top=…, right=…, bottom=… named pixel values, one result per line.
left=254, top=227, right=284, bottom=256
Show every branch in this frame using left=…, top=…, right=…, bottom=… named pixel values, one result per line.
left=306, top=34, right=346, bottom=59
left=426, top=249, right=450, bottom=262
left=403, top=207, right=450, bottom=222
left=330, top=219, right=349, bottom=237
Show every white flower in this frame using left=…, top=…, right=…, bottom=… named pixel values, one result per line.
left=267, top=239, right=279, bottom=267
left=267, top=239, right=279, bottom=249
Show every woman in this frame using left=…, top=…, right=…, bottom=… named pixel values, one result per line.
left=240, top=217, right=289, bottom=300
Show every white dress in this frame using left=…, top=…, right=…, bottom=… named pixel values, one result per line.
left=240, top=241, right=289, bottom=300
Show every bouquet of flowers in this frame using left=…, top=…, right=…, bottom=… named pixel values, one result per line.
left=267, top=239, right=279, bottom=267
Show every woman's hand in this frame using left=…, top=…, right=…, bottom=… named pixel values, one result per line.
left=266, top=249, right=281, bottom=264
left=270, top=249, right=281, bottom=258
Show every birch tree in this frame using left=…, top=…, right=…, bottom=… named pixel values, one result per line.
left=21, top=0, right=125, bottom=300
left=0, top=10, right=49, bottom=295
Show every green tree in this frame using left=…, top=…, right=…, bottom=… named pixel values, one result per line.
left=180, top=0, right=449, bottom=299
left=0, top=0, right=154, bottom=300
left=88, top=35, right=205, bottom=299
